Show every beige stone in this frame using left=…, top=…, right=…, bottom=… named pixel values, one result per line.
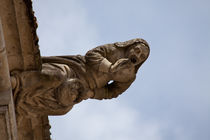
left=0, top=0, right=150, bottom=140
left=0, top=19, right=17, bottom=140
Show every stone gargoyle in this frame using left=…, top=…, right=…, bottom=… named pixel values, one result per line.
left=12, top=38, right=150, bottom=121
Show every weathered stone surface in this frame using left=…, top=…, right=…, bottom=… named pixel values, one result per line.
left=0, top=19, right=17, bottom=140
left=0, top=106, right=10, bottom=140
left=0, top=0, right=41, bottom=71
left=0, top=0, right=43, bottom=139
left=0, top=0, right=150, bottom=140
left=14, top=38, right=150, bottom=118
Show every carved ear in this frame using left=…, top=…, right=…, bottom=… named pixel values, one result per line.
left=114, top=38, right=149, bottom=48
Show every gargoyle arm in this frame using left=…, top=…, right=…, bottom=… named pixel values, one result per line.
left=92, top=78, right=135, bottom=100
left=85, top=45, right=113, bottom=73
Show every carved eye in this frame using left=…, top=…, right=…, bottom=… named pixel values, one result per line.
left=140, top=54, right=146, bottom=59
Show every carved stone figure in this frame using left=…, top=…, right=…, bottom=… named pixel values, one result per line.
left=13, top=38, right=150, bottom=121
left=0, top=1, right=150, bottom=139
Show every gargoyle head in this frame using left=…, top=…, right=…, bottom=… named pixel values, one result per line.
left=115, top=38, right=150, bottom=73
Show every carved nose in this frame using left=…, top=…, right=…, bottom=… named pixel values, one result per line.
left=134, top=47, right=141, bottom=54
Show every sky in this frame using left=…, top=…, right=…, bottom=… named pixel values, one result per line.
left=33, top=0, right=210, bottom=140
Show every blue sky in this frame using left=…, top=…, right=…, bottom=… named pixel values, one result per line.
left=33, top=0, right=210, bottom=140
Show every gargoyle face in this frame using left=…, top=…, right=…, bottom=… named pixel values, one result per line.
left=128, top=43, right=150, bottom=65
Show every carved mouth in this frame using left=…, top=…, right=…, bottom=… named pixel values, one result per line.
left=130, top=56, right=137, bottom=64
left=131, top=58, right=136, bottom=63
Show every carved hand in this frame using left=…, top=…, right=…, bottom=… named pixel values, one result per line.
left=110, top=58, right=131, bottom=73
left=110, top=58, right=136, bottom=82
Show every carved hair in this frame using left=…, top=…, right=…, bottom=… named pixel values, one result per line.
left=114, top=38, right=149, bottom=48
